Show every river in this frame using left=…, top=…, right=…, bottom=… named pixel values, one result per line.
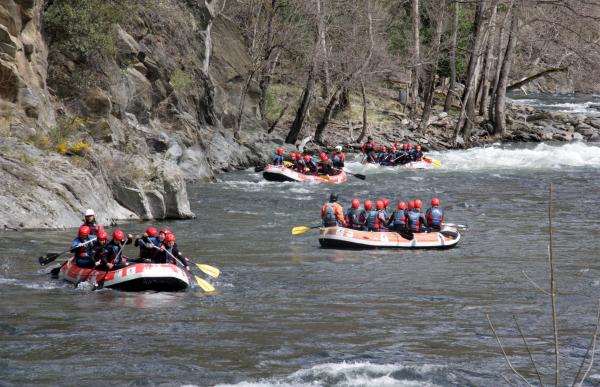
left=2, top=142, right=600, bottom=386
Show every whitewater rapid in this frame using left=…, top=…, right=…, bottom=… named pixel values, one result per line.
left=345, top=142, right=600, bottom=173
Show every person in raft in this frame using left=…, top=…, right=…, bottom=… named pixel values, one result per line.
left=407, top=200, right=427, bottom=233
left=330, top=145, right=346, bottom=168
left=361, top=136, right=377, bottom=162
left=425, top=198, right=444, bottom=231
left=304, top=155, right=319, bottom=175
left=345, top=198, right=367, bottom=230
left=272, top=147, right=284, bottom=166
left=156, top=233, right=190, bottom=270
left=101, top=230, right=133, bottom=270
left=318, top=153, right=335, bottom=175
left=321, top=193, right=346, bottom=227
left=92, top=231, right=111, bottom=270
left=70, top=225, right=97, bottom=268
left=134, top=227, right=161, bottom=261
left=82, top=209, right=104, bottom=236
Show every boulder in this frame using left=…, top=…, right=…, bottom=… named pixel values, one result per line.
left=115, top=26, right=141, bottom=65
left=575, top=123, right=595, bottom=137
left=112, top=184, right=152, bottom=219
left=145, top=189, right=166, bottom=219
left=586, top=118, right=600, bottom=130
left=525, top=112, right=553, bottom=122
left=84, top=87, right=112, bottom=118
left=160, top=163, right=195, bottom=219
left=179, top=146, right=214, bottom=181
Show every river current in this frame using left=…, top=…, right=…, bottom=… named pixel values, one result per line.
left=2, top=142, right=600, bottom=386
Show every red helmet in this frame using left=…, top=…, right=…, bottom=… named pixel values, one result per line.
left=408, top=201, right=415, bottom=210
left=394, top=143, right=400, bottom=148
left=277, top=147, right=283, bottom=155
left=78, top=225, right=91, bottom=237
left=159, top=228, right=171, bottom=235
left=364, top=200, right=373, bottom=210
left=383, top=198, right=390, bottom=208
left=146, top=227, right=158, bottom=237
left=97, top=231, right=109, bottom=240
left=164, top=233, right=176, bottom=243
left=113, top=230, right=125, bottom=241
left=415, top=199, right=423, bottom=209
left=431, top=197, right=440, bottom=206
left=351, top=199, right=360, bottom=209
left=404, top=143, right=409, bottom=150
left=291, top=153, right=297, bottom=160
left=390, top=147, right=396, bottom=152
left=376, top=200, right=384, bottom=210
left=319, top=152, right=327, bottom=160
left=380, top=146, right=386, bottom=152
left=398, top=201, right=407, bottom=210
left=416, top=145, right=421, bottom=151
left=303, top=155, right=311, bottom=161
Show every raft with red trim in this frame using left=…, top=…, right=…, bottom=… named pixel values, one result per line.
left=58, top=258, right=190, bottom=291
left=362, top=160, right=434, bottom=169
left=318, top=225, right=460, bottom=249
left=262, top=164, right=347, bottom=183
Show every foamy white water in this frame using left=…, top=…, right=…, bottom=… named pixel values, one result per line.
left=215, top=362, right=446, bottom=387
left=346, top=143, right=600, bottom=172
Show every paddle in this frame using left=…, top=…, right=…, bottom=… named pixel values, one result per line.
left=444, top=223, right=469, bottom=230
left=422, top=156, right=442, bottom=167
left=39, top=238, right=97, bottom=266
left=93, top=237, right=128, bottom=290
left=138, top=239, right=220, bottom=279
left=345, top=170, right=366, bottom=180
left=160, top=249, right=215, bottom=292
left=291, top=225, right=321, bottom=235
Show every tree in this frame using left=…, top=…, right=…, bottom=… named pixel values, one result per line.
left=443, top=0, right=459, bottom=113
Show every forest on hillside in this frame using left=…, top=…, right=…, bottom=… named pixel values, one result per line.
left=224, top=0, right=600, bottom=145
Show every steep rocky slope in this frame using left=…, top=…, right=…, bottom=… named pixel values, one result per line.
left=0, top=0, right=280, bottom=229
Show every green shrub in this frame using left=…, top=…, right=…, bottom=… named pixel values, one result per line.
left=170, top=68, right=194, bottom=92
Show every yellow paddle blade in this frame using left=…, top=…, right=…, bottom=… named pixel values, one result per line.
left=291, top=226, right=312, bottom=235
left=195, top=263, right=220, bottom=278
left=284, top=161, right=294, bottom=167
left=424, top=157, right=442, bottom=167
left=194, top=275, right=215, bottom=292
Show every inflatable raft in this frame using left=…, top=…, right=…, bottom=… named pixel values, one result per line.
left=58, top=258, right=190, bottom=291
left=318, top=225, right=460, bottom=249
left=262, top=164, right=347, bottom=184
left=362, top=159, right=434, bottom=169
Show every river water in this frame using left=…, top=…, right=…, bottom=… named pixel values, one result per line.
left=2, top=142, right=600, bottom=386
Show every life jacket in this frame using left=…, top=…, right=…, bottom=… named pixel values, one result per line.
left=84, top=220, right=101, bottom=236
left=375, top=210, right=387, bottom=231
left=272, top=154, right=284, bottom=165
left=323, top=203, right=338, bottom=227
left=366, top=210, right=379, bottom=230
left=427, top=207, right=443, bottom=228
left=393, top=210, right=406, bottom=227
left=347, top=208, right=365, bottom=229
left=362, top=141, right=375, bottom=153
left=407, top=210, right=422, bottom=232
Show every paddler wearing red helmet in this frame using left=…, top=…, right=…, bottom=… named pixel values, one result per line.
left=134, top=227, right=161, bottom=260
left=425, top=198, right=444, bottom=231
left=157, top=233, right=190, bottom=269
left=407, top=199, right=427, bottom=232
left=318, top=152, right=335, bottom=175
left=304, top=155, right=319, bottom=175
left=102, top=229, right=133, bottom=269
left=272, top=147, right=284, bottom=166
left=70, top=225, right=97, bottom=268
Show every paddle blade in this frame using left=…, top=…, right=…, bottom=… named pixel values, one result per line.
left=195, top=276, right=215, bottom=292
left=291, top=226, right=313, bottom=235
left=352, top=173, right=366, bottom=180
left=195, top=263, right=220, bottom=278
left=423, top=157, right=442, bottom=167
left=39, top=253, right=60, bottom=266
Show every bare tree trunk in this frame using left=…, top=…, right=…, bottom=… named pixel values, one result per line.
left=235, top=70, right=256, bottom=140
left=258, top=0, right=278, bottom=119
left=493, top=5, right=519, bottom=136
left=410, top=0, right=420, bottom=120
left=317, top=0, right=330, bottom=99
left=357, top=76, right=368, bottom=143
left=443, top=0, right=459, bottom=113
left=267, top=103, right=288, bottom=133
left=420, top=1, right=446, bottom=131
left=456, top=0, right=486, bottom=142
left=488, top=3, right=512, bottom=123
left=285, top=0, right=322, bottom=144
left=507, top=67, right=567, bottom=91
left=313, top=0, right=373, bottom=143
left=478, top=2, right=498, bottom=116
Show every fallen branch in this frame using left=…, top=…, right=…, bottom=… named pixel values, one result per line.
left=507, top=68, right=567, bottom=91
left=513, top=315, right=544, bottom=386
left=573, top=299, right=600, bottom=387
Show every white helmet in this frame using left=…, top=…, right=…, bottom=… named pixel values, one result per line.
left=335, top=145, right=342, bottom=151
left=84, top=209, right=95, bottom=216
